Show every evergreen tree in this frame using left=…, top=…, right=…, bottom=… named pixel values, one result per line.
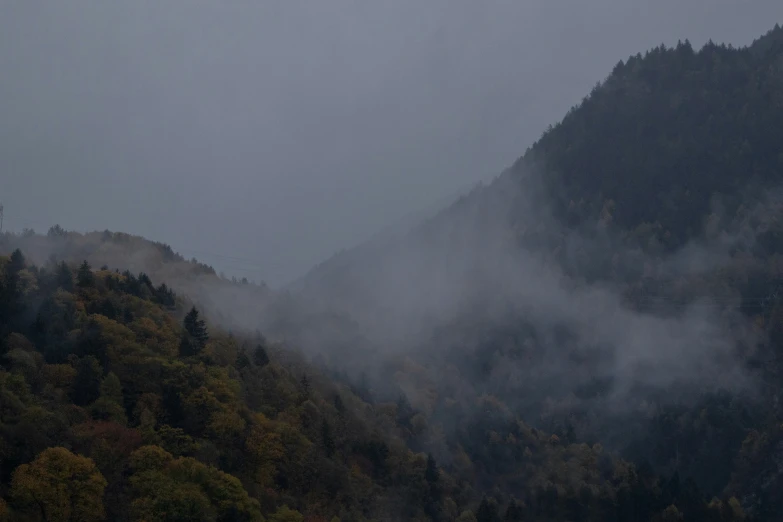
left=8, top=249, right=25, bottom=274
left=181, top=306, right=208, bottom=356
left=299, top=374, right=311, bottom=402
left=253, top=344, right=270, bottom=367
left=235, top=349, right=251, bottom=369
left=56, top=261, right=73, bottom=292
left=333, top=394, right=345, bottom=415
left=424, top=452, right=442, bottom=520
left=155, top=283, right=176, bottom=308
left=56, top=261, right=73, bottom=291
left=77, top=260, right=94, bottom=287
left=1, top=250, right=25, bottom=318
left=47, top=224, right=70, bottom=238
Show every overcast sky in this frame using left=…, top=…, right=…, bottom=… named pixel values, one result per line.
left=0, top=1, right=779, bottom=286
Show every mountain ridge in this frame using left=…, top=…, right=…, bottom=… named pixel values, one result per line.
left=2, top=23, right=783, bottom=521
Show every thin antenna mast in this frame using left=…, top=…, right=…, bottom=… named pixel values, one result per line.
left=0, top=204, right=4, bottom=233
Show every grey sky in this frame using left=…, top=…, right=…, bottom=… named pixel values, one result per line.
left=0, top=1, right=779, bottom=286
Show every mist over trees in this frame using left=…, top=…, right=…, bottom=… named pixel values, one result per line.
left=1, top=23, right=783, bottom=522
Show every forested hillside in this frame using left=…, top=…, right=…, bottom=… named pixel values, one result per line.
left=2, top=23, right=783, bottom=522
left=0, top=252, right=747, bottom=521
left=287, top=24, right=783, bottom=521
left=0, top=228, right=274, bottom=333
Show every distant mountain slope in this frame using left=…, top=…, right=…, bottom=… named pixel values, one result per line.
left=292, top=24, right=783, bottom=353
left=524, top=25, right=783, bottom=248
left=301, top=24, right=783, bottom=295
left=278, top=24, right=783, bottom=520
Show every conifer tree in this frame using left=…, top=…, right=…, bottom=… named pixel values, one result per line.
left=253, top=344, right=270, bottom=367
left=57, top=261, right=73, bottom=291
left=181, top=306, right=208, bottom=355
left=77, top=260, right=94, bottom=287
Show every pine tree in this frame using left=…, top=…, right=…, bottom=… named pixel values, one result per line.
left=155, top=283, right=176, bottom=308
left=2, top=250, right=25, bottom=301
left=181, top=306, right=208, bottom=356
left=77, top=260, right=94, bottom=287
left=56, top=261, right=73, bottom=291
left=299, top=374, right=311, bottom=402
left=235, top=349, right=251, bottom=369
left=253, top=345, right=270, bottom=367
left=8, top=249, right=25, bottom=274
left=333, top=394, right=345, bottom=415
left=425, top=452, right=442, bottom=520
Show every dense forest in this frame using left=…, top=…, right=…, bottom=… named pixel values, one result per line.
left=2, top=23, right=783, bottom=521
left=0, top=251, right=751, bottom=522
